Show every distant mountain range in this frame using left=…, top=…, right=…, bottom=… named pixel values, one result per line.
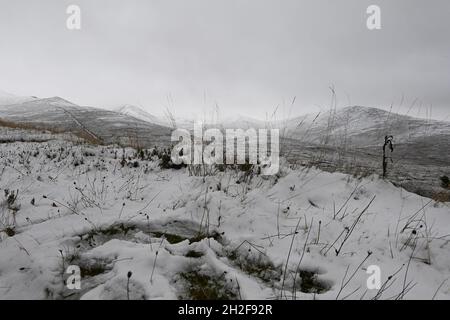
left=1, top=91, right=449, bottom=152
left=113, top=104, right=269, bottom=130
left=114, top=104, right=169, bottom=127
left=0, top=90, right=38, bottom=105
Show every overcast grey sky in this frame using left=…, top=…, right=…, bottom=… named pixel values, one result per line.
left=0, top=0, right=449, bottom=120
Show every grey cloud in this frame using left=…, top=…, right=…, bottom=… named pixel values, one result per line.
left=0, top=0, right=449, bottom=120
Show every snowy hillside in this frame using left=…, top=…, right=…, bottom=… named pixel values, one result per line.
left=283, top=106, right=450, bottom=147
left=0, top=90, right=38, bottom=106
left=0, top=137, right=449, bottom=299
left=212, top=114, right=266, bottom=130
left=115, top=105, right=168, bottom=127
left=113, top=104, right=266, bottom=130
left=0, top=97, right=171, bottom=147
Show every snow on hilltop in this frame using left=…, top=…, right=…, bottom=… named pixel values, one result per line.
left=114, top=104, right=168, bottom=127
left=283, top=105, right=450, bottom=146
left=0, top=90, right=38, bottom=106
left=0, top=97, right=172, bottom=147
left=0, top=138, right=449, bottom=299
left=214, top=114, right=266, bottom=129
left=114, top=105, right=266, bottom=130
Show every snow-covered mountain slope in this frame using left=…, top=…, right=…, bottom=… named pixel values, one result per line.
left=114, top=105, right=168, bottom=127
left=212, top=114, right=266, bottom=129
left=0, top=140, right=449, bottom=299
left=142, top=105, right=449, bottom=143
left=175, top=114, right=265, bottom=130
left=0, top=97, right=171, bottom=147
left=0, top=90, right=38, bottom=106
left=171, top=114, right=265, bottom=130
left=283, top=106, right=450, bottom=147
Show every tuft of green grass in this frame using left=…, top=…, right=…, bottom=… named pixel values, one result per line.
left=79, top=259, right=112, bottom=277
left=185, top=250, right=204, bottom=258
left=440, top=175, right=449, bottom=189
left=189, top=231, right=223, bottom=244
left=297, top=270, right=331, bottom=294
left=227, top=250, right=282, bottom=284
left=178, top=270, right=238, bottom=300
left=4, top=227, right=15, bottom=237
left=151, top=232, right=187, bottom=244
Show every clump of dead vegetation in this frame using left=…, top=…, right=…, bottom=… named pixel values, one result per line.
left=0, top=189, right=21, bottom=237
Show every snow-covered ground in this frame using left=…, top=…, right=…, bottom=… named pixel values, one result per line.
left=0, top=137, right=449, bottom=300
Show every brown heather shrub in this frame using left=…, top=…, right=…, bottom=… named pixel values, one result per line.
left=432, top=191, right=450, bottom=203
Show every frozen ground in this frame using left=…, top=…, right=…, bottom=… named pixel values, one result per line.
left=0, top=137, right=449, bottom=300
